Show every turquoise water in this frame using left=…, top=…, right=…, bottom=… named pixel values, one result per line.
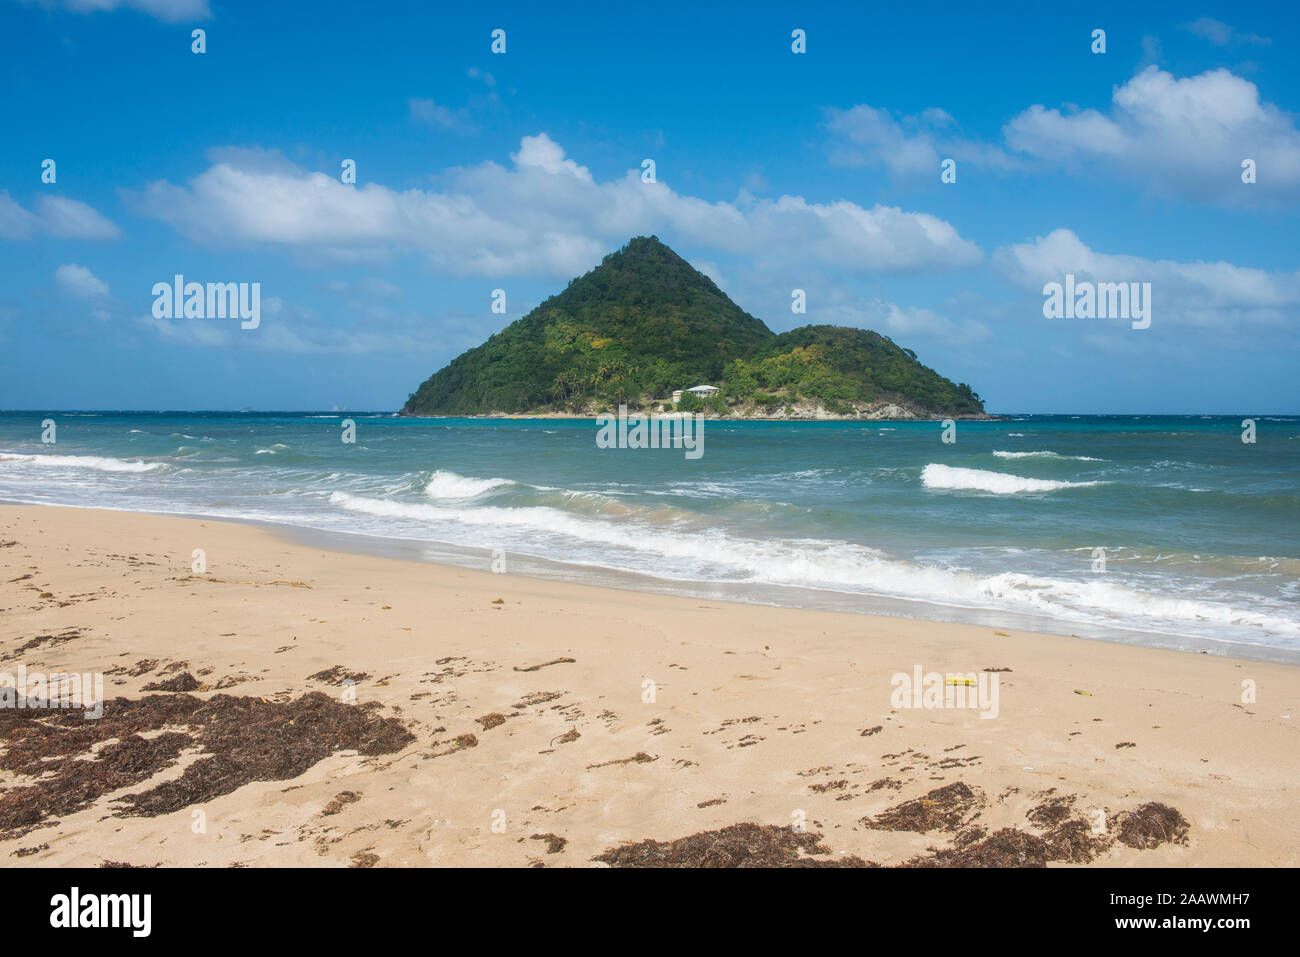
left=1, top=412, right=1297, bottom=654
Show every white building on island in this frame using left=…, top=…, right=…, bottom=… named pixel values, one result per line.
left=671, top=384, right=720, bottom=404
left=688, top=384, right=720, bottom=396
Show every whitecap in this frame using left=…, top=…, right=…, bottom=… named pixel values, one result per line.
left=922, top=464, right=1102, bottom=494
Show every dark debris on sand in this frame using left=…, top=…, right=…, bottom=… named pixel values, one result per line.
left=594, top=823, right=874, bottom=868
left=909, top=827, right=1053, bottom=867
left=1115, top=803, right=1190, bottom=849
left=0, top=691, right=413, bottom=838
left=321, top=791, right=361, bottom=816
left=860, top=782, right=980, bottom=833
left=308, top=666, right=371, bottom=686
left=531, top=833, right=568, bottom=854
left=0, top=629, right=84, bottom=663
left=1026, top=793, right=1075, bottom=828
left=141, top=672, right=202, bottom=692
left=596, top=781, right=1187, bottom=868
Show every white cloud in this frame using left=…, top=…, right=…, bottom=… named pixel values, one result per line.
left=0, top=193, right=40, bottom=239
left=871, top=301, right=992, bottom=344
left=123, top=133, right=983, bottom=277
left=37, top=196, right=122, bottom=239
left=994, top=228, right=1300, bottom=329
left=826, top=66, right=1300, bottom=204
left=1180, top=18, right=1270, bottom=47
left=511, top=134, right=594, bottom=180
left=137, top=297, right=464, bottom=356
left=826, top=105, right=1019, bottom=177
left=0, top=192, right=120, bottom=240
left=55, top=263, right=110, bottom=301
left=27, top=0, right=210, bottom=21
left=1004, top=67, right=1300, bottom=203
left=408, top=98, right=472, bottom=131
left=804, top=290, right=991, bottom=345
left=690, top=260, right=727, bottom=291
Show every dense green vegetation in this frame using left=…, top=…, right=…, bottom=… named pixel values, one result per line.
left=402, top=236, right=984, bottom=417
left=726, top=325, right=983, bottom=415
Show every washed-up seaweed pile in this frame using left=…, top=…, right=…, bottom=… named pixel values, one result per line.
left=595, top=782, right=1190, bottom=868
left=0, top=684, right=414, bottom=838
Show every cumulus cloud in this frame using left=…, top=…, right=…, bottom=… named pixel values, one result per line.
left=994, top=228, right=1299, bottom=329
left=0, top=192, right=120, bottom=240
left=55, top=263, right=110, bottom=301
left=24, top=0, right=210, bottom=21
left=1003, top=67, right=1300, bottom=203
left=869, top=301, right=992, bottom=344
left=825, top=104, right=1019, bottom=177
left=826, top=66, right=1300, bottom=204
left=38, top=196, right=123, bottom=239
left=798, top=287, right=991, bottom=345
left=122, top=133, right=983, bottom=277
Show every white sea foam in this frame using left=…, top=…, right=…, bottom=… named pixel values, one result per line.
left=976, top=573, right=1300, bottom=638
left=327, top=491, right=1298, bottom=639
left=922, top=464, right=1102, bottom=494
left=993, top=450, right=1104, bottom=462
left=423, top=469, right=514, bottom=499
left=0, top=452, right=164, bottom=473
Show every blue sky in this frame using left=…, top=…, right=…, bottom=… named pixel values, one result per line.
left=1, top=0, right=1297, bottom=413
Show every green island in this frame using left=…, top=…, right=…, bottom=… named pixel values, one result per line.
left=401, top=236, right=987, bottom=419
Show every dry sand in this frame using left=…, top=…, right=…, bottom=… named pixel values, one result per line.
left=0, top=505, right=1296, bottom=867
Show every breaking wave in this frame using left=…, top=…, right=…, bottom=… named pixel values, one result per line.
left=992, top=450, right=1104, bottom=462
left=922, top=464, right=1102, bottom=494
left=423, top=469, right=516, bottom=500
left=0, top=452, right=164, bottom=474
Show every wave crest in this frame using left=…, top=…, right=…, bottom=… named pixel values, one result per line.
left=922, top=464, right=1101, bottom=494
left=423, top=469, right=515, bottom=499
left=993, top=450, right=1103, bottom=462
left=0, top=452, right=164, bottom=473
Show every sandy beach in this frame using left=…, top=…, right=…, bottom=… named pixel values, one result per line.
left=1, top=504, right=1296, bottom=868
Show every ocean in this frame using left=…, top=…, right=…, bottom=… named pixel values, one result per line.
left=1, top=411, right=1297, bottom=658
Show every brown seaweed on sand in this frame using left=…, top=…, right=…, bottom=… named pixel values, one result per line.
left=860, top=782, right=981, bottom=833
left=595, top=823, right=872, bottom=868
left=141, top=672, right=203, bottom=692
left=1115, top=803, right=1190, bottom=849
left=0, top=691, right=413, bottom=837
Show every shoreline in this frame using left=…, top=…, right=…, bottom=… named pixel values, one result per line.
left=9, top=498, right=1297, bottom=667
left=1, top=503, right=1298, bottom=867
left=396, top=410, right=1003, bottom=422
left=273, top=517, right=1300, bottom=666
